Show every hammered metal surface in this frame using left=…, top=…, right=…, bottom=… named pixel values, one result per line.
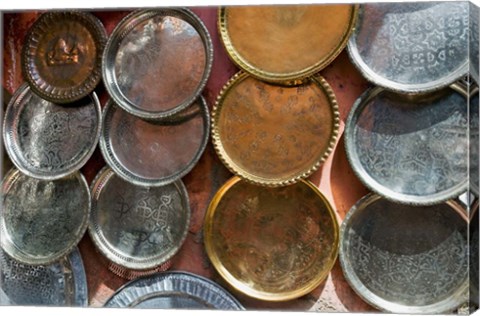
left=0, top=169, right=90, bottom=265
left=470, top=2, right=479, bottom=85
left=345, top=85, right=469, bottom=205
left=212, top=72, right=339, bottom=187
left=103, top=9, right=213, bottom=120
left=204, top=177, right=338, bottom=301
left=348, top=2, right=469, bottom=93
left=88, top=167, right=190, bottom=271
left=0, top=247, right=87, bottom=306
left=3, top=83, right=101, bottom=180
left=339, top=194, right=468, bottom=314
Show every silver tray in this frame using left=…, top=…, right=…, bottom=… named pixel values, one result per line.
left=339, top=193, right=468, bottom=314
left=0, top=247, right=87, bottom=306
left=0, top=168, right=90, bottom=265
left=3, top=83, right=102, bottom=180
left=344, top=83, right=469, bottom=205
left=88, top=167, right=190, bottom=271
left=348, top=2, right=469, bottom=94
left=103, top=271, right=244, bottom=310
left=100, top=97, right=209, bottom=187
left=102, top=8, right=213, bottom=120
left=470, top=85, right=479, bottom=197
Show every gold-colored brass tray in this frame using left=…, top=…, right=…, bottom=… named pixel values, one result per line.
left=218, top=4, right=358, bottom=84
left=204, top=176, right=339, bottom=301
left=212, top=72, right=339, bottom=187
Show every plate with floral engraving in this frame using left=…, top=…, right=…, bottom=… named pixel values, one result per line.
left=204, top=176, right=339, bottom=301
left=212, top=72, right=339, bottom=187
left=22, top=11, right=107, bottom=103
left=348, top=2, right=469, bottom=93
left=3, top=83, right=102, bottom=180
left=102, top=8, right=213, bottom=120
left=88, top=167, right=190, bottom=271
left=339, top=193, right=468, bottom=314
left=0, top=168, right=90, bottom=265
left=344, top=83, right=469, bottom=205
left=0, top=247, right=87, bottom=306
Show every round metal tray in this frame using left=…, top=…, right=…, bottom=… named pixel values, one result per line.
left=347, top=2, right=469, bottom=94
left=3, top=83, right=102, bottom=180
left=204, top=176, right=339, bottom=301
left=102, top=8, right=213, bottom=120
left=339, top=193, right=469, bottom=314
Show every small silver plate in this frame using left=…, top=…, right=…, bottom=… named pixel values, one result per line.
left=339, top=193, right=468, bottom=314
left=104, top=271, right=244, bottom=310
left=0, top=168, right=90, bottom=265
left=348, top=2, right=469, bottom=93
left=3, top=83, right=101, bottom=180
left=0, top=247, right=87, bottom=306
left=102, top=8, right=213, bottom=120
left=345, top=84, right=469, bottom=205
left=100, top=97, right=209, bottom=187
left=88, top=167, right=190, bottom=271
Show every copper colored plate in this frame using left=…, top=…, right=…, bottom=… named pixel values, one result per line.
left=22, top=11, right=107, bottom=103
left=204, top=176, right=339, bottom=301
left=219, top=4, right=358, bottom=84
left=212, top=72, right=339, bottom=187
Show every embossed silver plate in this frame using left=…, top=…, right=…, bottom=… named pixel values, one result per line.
left=348, top=2, right=469, bottom=93
left=102, top=8, right=213, bottom=120
left=3, top=83, right=102, bottom=180
left=0, top=247, right=87, bottom=306
left=88, top=167, right=190, bottom=271
left=104, top=271, right=244, bottom=310
left=339, top=193, right=468, bottom=314
left=100, top=97, right=209, bottom=187
left=344, top=84, right=469, bottom=205
left=0, top=168, right=90, bottom=265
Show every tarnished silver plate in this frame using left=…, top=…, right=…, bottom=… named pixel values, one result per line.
left=3, top=83, right=101, bottom=180
left=102, top=8, right=213, bottom=120
left=0, top=247, right=87, bottom=306
left=339, top=193, right=468, bottom=314
left=100, top=97, right=209, bottom=187
left=348, top=2, right=469, bottom=93
left=470, top=85, right=479, bottom=197
left=88, top=167, right=190, bottom=271
left=344, top=84, right=468, bottom=205
left=104, top=271, right=244, bottom=310
left=0, top=168, right=90, bottom=265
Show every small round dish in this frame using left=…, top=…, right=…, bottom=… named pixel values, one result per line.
left=102, top=8, right=213, bottom=120
left=88, top=167, right=191, bottom=272
left=1, top=247, right=87, bottom=306
left=22, top=11, right=107, bottom=103
left=219, top=4, right=357, bottom=84
left=204, top=176, right=339, bottom=301
left=212, top=72, right=339, bottom=187
left=100, top=97, right=209, bottom=187
left=339, top=193, right=468, bottom=314
left=344, top=84, right=469, bottom=205
left=3, top=83, right=102, bottom=180
left=0, top=168, right=90, bottom=266
left=348, top=2, right=469, bottom=94
left=104, top=271, right=244, bottom=310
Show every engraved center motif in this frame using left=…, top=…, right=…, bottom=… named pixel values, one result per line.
left=47, top=37, right=80, bottom=66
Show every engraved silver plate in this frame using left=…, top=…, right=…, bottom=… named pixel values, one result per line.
left=339, top=193, right=468, bottom=314
left=102, top=8, right=213, bottom=120
left=0, top=168, right=90, bottom=265
left=100, top=97, right=209, bottom=187
left=104, top=271, right=244, bottom=310
left=0, top=247, right=87, bottom=306
left=3, top=83, right=101, bottom=180
left=348, top=2, right=469, bottom=93
left=88, top=167, right=190, bottom=271
left=344, top=84, right=469, bottom=205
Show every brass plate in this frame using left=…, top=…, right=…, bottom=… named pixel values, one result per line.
left=219, top=4, right=358, bottom=84
left=212, top=72, right=339, bottom=187
left=204, top=176, right=339, bottom=301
